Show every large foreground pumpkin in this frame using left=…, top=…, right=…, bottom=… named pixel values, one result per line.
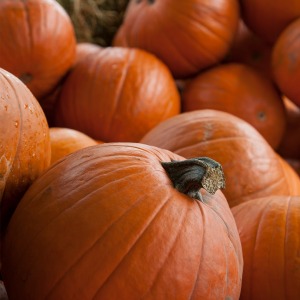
left=0, top=68, right=51, bottom=233
left=2, top=143, right=243, bottom=300
left=55, top=47, right=180, bottom=142
left=140, top=110, right=300, bottom=207
left=0, top=0, right=76, bottom=98
left=114, top=0, right=239, bottom=78
left=232, top=196, right=300, bottom=299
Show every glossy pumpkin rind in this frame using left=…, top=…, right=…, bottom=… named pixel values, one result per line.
left=54, top=47, right=181, bottom=142
left=0, top=68, right=51, bottom=233
left=140, top=110, right=300, bottom=207
left=2, top=143, right=243, bottom=300
left=182, top=63, right=286, bottom=149
left=232, top=196, right=300, bottom=300
left=114, top=0, right=240, bottom=78
left=0, top=0, right=76, bottom=98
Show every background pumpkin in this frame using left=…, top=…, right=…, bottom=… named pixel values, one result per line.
left=272, top=17, right=300, bottom=107
left=0, top=68, right=51, bottom=234
left=113, top=0, right=240, bottom=78
left=49, top=127, right=100, bottom=165
left=2, top=143, right=243, bottom=300
left=0, top=0, right=76, bottom=98
left=232, top=195, right=300, bottom=299
left=181, top=63, right=286, bottom=149
left=54, top=47, right=181, bottom=142
left=140, top=109, right=300, bottom=207
left=240, top=0, right=300, bottom=44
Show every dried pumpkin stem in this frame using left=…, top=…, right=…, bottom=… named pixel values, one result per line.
left=161, top=157, right=225, bottom=202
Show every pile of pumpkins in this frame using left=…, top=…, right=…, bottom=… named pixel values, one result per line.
left=1, top=0, right=300, bottom=299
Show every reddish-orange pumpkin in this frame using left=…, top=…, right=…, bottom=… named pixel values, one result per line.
left=114, top=0, right=239, bottom=78
left=232, top=196, right=300, bottom=299
left=272, top=18, right=300, bottom=107
left=182, top=63, right=286, bottom=149
left=0, top=68, right=51, bottom=233
left=49, top=127, right=100, bottom=165
left=2, top=143, right=243, bottom=299
left=74, top=42, right=102, bottom=65
left=224, top=20, right=273, bottom=79
left=54, top=47, right=181, bottom=142
left=140, top=109, right=300, bottom=207
left=240, top=0, right=300, bottom=44
left=0, top=0, right=76, bottom=98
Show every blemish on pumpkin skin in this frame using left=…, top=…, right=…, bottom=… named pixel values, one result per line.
left=257, top=111, right=266, bottom=121
left=19, top=73, right=33, bottom=84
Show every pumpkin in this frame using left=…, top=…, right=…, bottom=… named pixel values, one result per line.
left=74, top=42, right=102, bottom=65
left=54, top=47, right=181, bottom=142
left=0, top=68, right=51, bottom=233
left=232, top=195, right=300, bottom=299
left=277, top=97, right=300, bottom=159
left=113, top=0, right=239, bottom=78
left=140, top=109, right=300, bottom=207
left=240, top=0, right=300, bottom=44
left=49, top=127, right=100, bottom=165
left=181, top=63, right=286, bottom=149
left=2, top=143, right=243, bottom=299
left=224, top=19, right=273, bottom=79
left=272, top=18, right=300, bottom=107
left=0, top=0, right=76, bottom=98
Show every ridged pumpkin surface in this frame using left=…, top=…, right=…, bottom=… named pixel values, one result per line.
left=140, top=110, right=300, bottom=207
left=114, top=0, right=239, bottom=78
left=0, top=0, right=76, bottom=98
left=2, top=143, right=243, bottom=300
left=55, top=47, right=180, bottom=142
left=0, top=68, right=51, bottom=232
left=232, top=196, right=300, bottom=300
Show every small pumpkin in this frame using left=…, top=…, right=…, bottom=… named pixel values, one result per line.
left=232, top=195, right=300, bottom=299
left=54, top=47, right=181, bottom=142
left=114, top=0, right=239, bottom=78
left=181, top=63, right=286, bottom=149
left=140, top=109, right=300, bottom=207
left=2, top=143, right=243, bottom=299
left=0, top=0, right=76, bottom=98
left=240, top=0, right=300, bottom=44
left=49, top=127, right=100, bottom=165
left=0, top=68, right=51, bottom=233
left=272, top=17, right=300, bottom=107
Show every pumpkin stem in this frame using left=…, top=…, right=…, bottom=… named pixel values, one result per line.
left=161, top=157, right=225, bottom=202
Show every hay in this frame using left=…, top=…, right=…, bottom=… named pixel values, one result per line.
left=57, top=0, right=130, bottom=46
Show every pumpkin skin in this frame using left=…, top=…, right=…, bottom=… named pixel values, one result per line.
left=240, top=0, right=300, bottom=44
left=224, top=20, right=273, bottom=79
left=54, top=47, right=181, bottom=142
left=272, top=18, right=300, bottom=107
left=49, top=127, right=100, bottom=165
left=74, top=42, right=102, bottom=65
left=0, top=0, right=76, bottom=98
left=113, top=0, right=239, bottom=78
left=2, top=143, right=243, bottom=300
left=140, top=110, right=300, bottom=207
left=232, top=196, right=300, bottom=300
left=181, top=63, right=286, bottom=149
left=0, top=68, right=51, bottom=233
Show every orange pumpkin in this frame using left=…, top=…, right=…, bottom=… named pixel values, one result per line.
left=0, top=0, right=76, bottom=98
left=224, top=20, right=273, bottom=78
left=54, top=47, right=181, bottom=142
left=0, top=68, right=51, bottom=233
left=2, top=143, right=243, bottom=299
left=49, top=127, right=100, bottom=165
left=232, top=196, right=300, bottom=299
left=272, top=18, right=300, bottom=107
left=240, top=0, right=300, bottom=44
left=141, top=109, right=300, bottom=207
left=114, top=0, right=239, bottom=78
left=74, top=42, right=102, bottom=65
left=182, top=63, right=286, bottom=149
